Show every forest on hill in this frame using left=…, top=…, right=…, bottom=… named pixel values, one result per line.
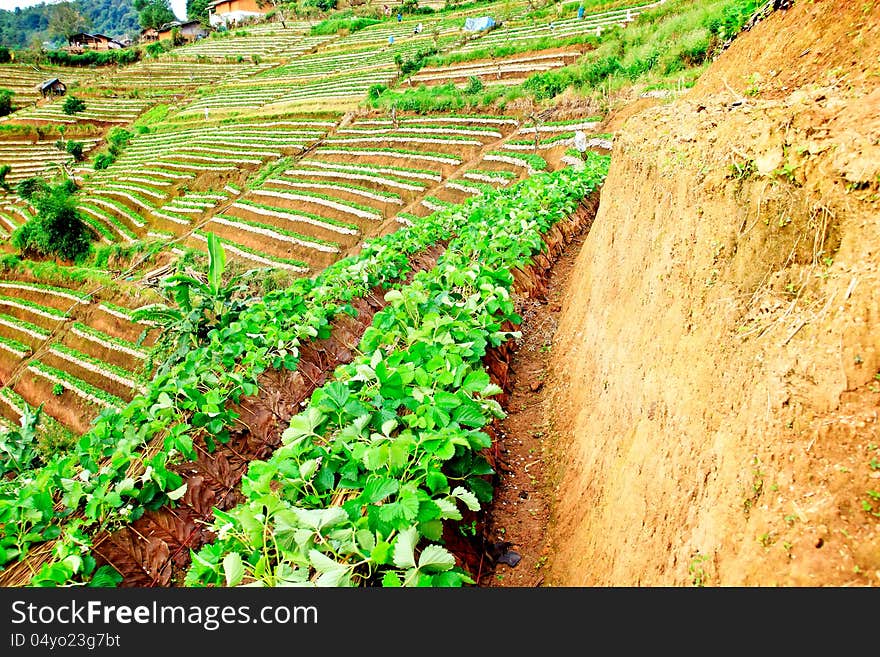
left=0, top=0, right=140, bottom=49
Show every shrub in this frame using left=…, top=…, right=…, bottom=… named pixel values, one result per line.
left=16, top=176, right=49, bottom=201
left=93, top=152, right=115, bottom=170
left=464, top=76, right=484, bottom=94
left=11, top=178, right=93, bottom=262
left=62, top=96, right=86, bottom=115
left=368, top=83, right=387, bottom=101
left=46, top=48, right=140, bottom=67
left=304, top=0, right=337, bottom=11
left=107, top=127, right=133, bottom=152
left=0, top=46, right=10, bottom=64
left=0, top=88, right=13, bottom=117
left=0, top=164, right=11, bottom=191
left=65, top=140, right=84, bottom=161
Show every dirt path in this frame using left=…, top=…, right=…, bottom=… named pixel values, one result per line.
left=479, top=219, right=592, bottom=587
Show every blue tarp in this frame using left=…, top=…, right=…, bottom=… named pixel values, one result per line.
left=464, top=16, right=495, bottom=32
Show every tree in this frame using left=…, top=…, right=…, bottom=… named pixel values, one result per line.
left=48, top=3, right=90, bottom=41
left=133, top=0, right=175, bottom=30
left=65, top=140, right=84, bottom=161
left=0, top=47, right=11, bottom=64
left=12, top=177, right=93, bottom=263
left=0, top=165, right=11, bottom=192
left=0, top=88, right=13, bottom=117
left=187, top=0, right=212, bottom=25
left=62, top=95, right=87, bottom=115
left=256, top=0, right=289, bottom=28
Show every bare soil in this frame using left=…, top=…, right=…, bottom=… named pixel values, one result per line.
left=482, top=0, right=880, bottom=587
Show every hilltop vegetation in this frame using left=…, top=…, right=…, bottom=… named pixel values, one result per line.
left=0, top=0, right=140, bottom=49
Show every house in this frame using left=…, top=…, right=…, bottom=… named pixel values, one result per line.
left=158, top=20, right=208, bottom=42
left=66, top=33, right=122, bottom=52
left=140, top=27, right=159, bottom=43
left=207, top=0, right=267, bottom=28
left=37, top=78, right=66, bottom=97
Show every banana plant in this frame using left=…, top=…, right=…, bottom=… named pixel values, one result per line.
left=134, top=233, right=264, bottom=376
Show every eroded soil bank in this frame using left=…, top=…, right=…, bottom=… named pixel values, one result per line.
left=537, top=0, right=880, bottom=586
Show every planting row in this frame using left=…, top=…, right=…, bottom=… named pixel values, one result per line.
left=8, top=152, right=608, bottom=588
left=0, top=276, right=159, bottom=444
left=182, top=155, right=611, bottom=587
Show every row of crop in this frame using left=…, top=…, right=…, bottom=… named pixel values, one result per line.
left=175, top=34, right=330, bottom=61
left=9, top=99, right=151, bottom=127
left=0, top=177, right=498, bottom=584
left=409, top=51, right=581, bottom=86
left=456, top=1, right=657, bottom=53
left=180, top=156, right=610, bottom=587
left=25, top=154, right=608, bottom=587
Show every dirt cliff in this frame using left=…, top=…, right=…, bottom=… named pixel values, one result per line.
left=543, top=0, right=880, bottom=586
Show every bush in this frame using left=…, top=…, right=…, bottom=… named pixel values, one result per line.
left=62, top=96, right=86, bottom=115
left=93, top=152, right=115, bottom=170
left=0, top=164, right=11, bottom=191
left=0, top=46, right=10, bottom=64
left=45, top=48, right=141, bottom=67
left=310, top=16, right=380, bottom=36
left=11, top=178, right=93, bottom=262
left=367, top=83, right=387, bottom=101
left=304, top=0, right=337, bottom=12
left=16, top=176, right=49, bottom=201
left=464, top=76, right=484, bottom=94
left=65, top=140, right=84, bottom=161
left=0, top=88, right=13, bottom=117
left=107, top=127, right=133, bottom=152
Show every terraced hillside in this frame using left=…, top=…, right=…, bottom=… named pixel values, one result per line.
left=0, top=0, right=788, bottom=589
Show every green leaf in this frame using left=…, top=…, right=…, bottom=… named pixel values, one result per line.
left=88, top=565, right=122, bottom=588
left=451, top=486, right=480, bottom=512
left=223, top=552, right=244, bottom=587
left=461, top=369, right=491, bottom=393
left=417, top=544, right=455, bottom=572
left=426, top=471, right=448, bottom=493
left=453, top=404, right=485, bottom=428
left=362, top=477, right=399, bottom=504
left=418, top=519, right=444, bottom=541
left=309, top=549, right=344, bottom=574
left=371, top=541, right=391, bottom=565
left=166, top=483, right=187, bottom=501
left=435, top=498, right=462, bottom=520
left=294, top=506, right=348, bottom=531
left=283, top=407, right=325, bottom=444
left=434, top=390, right=461, bottom=411
left=382, top=571, right=402, bottom=587
left=206, top=232, right=226, bottom=295
left=392, top=526, right=417, bottom=569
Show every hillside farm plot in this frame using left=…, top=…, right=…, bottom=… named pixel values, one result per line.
left=318, top=113, right=519, bottom=220
left=174, top=25, right=330, bottom=62
left=0, top=276, right=159, bottom=436
left=252, top=37, right=456, bottom=83
left=181, top=65, right=397, bottom=115
left=502, top=116, right=607, bottom=151
left=78, top=119, right=336, bottom=242
left=86, top=60, right=270, bottom=97
left=321, top=18, right=462, bottom=54
left=0, top=65, right=88, bottom=107
left=0, top=137, right=100, bottom=185
left=408, top=49, right=582, bottom=88
left=455, top=0, right=661, bottom=53
left=6, top=97, right=152, bottom=127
